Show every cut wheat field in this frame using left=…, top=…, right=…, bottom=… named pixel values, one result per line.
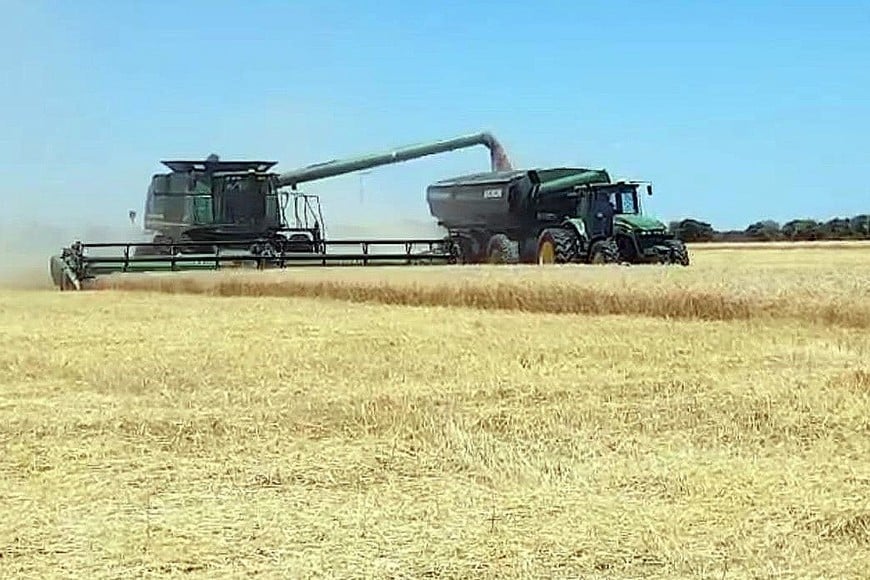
left=1, top=243, right=869, bottom=578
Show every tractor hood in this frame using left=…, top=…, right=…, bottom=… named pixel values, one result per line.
left=614, top=214, right=668, bottom=232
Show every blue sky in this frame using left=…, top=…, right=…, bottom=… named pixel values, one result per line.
left=1, top=0, right=868, bottom=235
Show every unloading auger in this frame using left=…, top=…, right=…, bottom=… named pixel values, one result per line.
left=49, top=132, right=514, bottom=290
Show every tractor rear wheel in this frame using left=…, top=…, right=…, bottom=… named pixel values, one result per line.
left=672, top=243, right=690, bottom=266
left=536, top=228, right=578, bottom=264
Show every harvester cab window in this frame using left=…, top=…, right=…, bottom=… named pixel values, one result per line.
left=151, top=173, right=190, bottom=223
left=219, top=176, right=269, bottom=226
left=189, top=173, right=214, bottom=224
left=190, top=196, right=214, bottom=224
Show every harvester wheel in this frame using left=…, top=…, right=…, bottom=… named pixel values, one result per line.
left=285, top=233, right=315, bottom=253
left=589, top=239, right=619, bottom=264
left=486, top=234, right=519, bottom=264
left=134, top=234, right=173, bottom=257
left=536, top=228, right=578, bottom=264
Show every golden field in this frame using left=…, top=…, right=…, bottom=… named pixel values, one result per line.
left=1, top=243, right=869, bottom=578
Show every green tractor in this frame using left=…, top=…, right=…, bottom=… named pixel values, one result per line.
left=426, top=167, right=689, bottom=265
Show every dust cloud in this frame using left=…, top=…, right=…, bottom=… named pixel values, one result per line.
left=322, top=215, right=449, bottom=255
left=0, top=215, right=448, bottom=289
left=325, top=217, right=446, bottom=239
left=0, top=221, right=150, bottom=289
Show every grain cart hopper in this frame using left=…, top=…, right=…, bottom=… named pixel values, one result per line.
left=427, top=166, right=689, bottom=265
left=49, top=132, right=514, bottom=290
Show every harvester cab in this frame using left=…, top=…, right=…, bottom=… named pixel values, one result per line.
left=136, top=155, right=323, bottom=257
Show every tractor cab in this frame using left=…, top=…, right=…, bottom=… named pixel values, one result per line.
left=573, top=181, right=649, bottom=239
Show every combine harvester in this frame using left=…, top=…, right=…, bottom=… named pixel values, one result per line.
left=49, top=132, right=514, bottom=290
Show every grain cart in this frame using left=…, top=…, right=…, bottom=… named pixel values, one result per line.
left=426, top=167, right=689, bottom=265
left=49, top=132, right=514, bottom=290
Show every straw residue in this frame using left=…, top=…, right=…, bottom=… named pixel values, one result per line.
left=90, top=257, right=870, bottom=329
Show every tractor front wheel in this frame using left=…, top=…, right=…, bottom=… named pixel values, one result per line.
left=589, top=239, right=620, bottom=264
left=672, top=244, right=691, bottom=266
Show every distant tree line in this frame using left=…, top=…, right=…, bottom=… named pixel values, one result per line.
left=669, top=214, right=870, bottom=243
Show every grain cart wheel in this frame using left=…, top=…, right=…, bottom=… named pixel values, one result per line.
left=536, top=228, right=578, bottom=264
left=589, top=239, right=619, bottom=264
left=445, top=236, right=470, bottom=264
left=486, top=233, right=519, bottom=264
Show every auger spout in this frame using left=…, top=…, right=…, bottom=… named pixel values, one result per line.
left=276, top=131, right=513, bottom=188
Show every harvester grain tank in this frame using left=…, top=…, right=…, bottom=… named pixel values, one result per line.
left=426, top=166, right=689, bottom=265
left=49, top=132, right=513, bottom=290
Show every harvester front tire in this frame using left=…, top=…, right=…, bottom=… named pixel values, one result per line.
left=536, top=228, right=578, bottom=264
left=486, top=234, right=519, bottom=264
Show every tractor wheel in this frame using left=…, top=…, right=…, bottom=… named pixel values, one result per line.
left=615, top=235, right=638, bottom=264
left=589, top=239, right=620, bottom=264
left=672, top=243, right=690, bottom=266
left=486, top=233, right=519, bottom=264
left=536, top=228, right=578, bottom=264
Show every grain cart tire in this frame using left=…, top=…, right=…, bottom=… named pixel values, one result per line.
left=536, top=228, right=578, bottom=264
left=589, top=239, right=620, bottom=264
left=450, top=234, right=479, bottom=264
left=486, top=233, right=519, bottom=264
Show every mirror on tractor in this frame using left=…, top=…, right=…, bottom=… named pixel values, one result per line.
left=646, top=184, right=653, bottom=196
